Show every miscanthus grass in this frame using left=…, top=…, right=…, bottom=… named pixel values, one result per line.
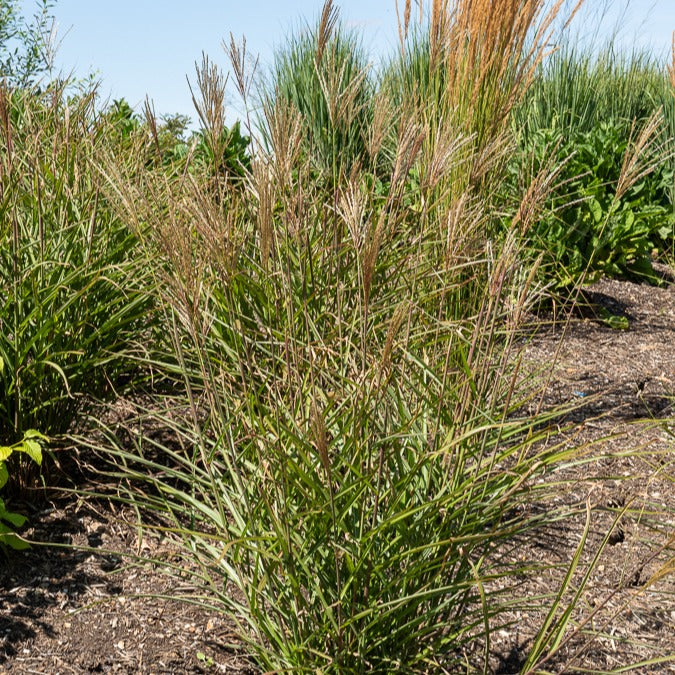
left=0, top=82, right=156, bottom=450
left=66, top=1, right=674, bottom=672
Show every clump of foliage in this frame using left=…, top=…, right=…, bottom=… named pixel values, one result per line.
left=509, top=117, right=673, bottom=285
left=103, top=97, right=142, bottom=141
left=509, top=41, right=675, bottom=285
left=0, top=432, right=45, bottom=550
left=159, top=119, right=251, bottom=179
left=0, top=356, right=47, bottom=550
left=0, top=83, right=156, bottom=445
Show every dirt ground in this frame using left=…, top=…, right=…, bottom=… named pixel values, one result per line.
left=1, top=274, right=673, bottom=674
left=483, top=274, right=675, bottom=673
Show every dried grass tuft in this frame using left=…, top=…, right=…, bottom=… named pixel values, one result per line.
left=403, top=0, right=585, bottom=141
left=316, top=0, right=339, bottom=65
left=188, top=54, right=227, bottom=166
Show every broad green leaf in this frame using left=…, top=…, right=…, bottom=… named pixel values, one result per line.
left=0, top=464, right=7, bottom=490
left=0, top=531, right=30, bottom=550
left=17, top=439, right=42, bottom=466
left=589, top=198, right=603, bottom=224
left=658, top=224, right=673, bottom=239
left=23, top=430, right=49, bottom=442
left=1, top=510, right=27, bottom=528
left=604, top=314, right=630, bottom=331
left=0, top=447, right=12, bottom=462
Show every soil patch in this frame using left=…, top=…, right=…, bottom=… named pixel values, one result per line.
left=0, top=499, right=254, bottom=673
left=484, top=276, right=674, bottom=673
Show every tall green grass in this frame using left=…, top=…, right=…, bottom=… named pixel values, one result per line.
left=264, top=2, right=374, bottom=183
left=9, top=1, right=670, bottom=672
left=0, top=82, right=157, bottom=447
left=513, top=43, right=670, bottom=141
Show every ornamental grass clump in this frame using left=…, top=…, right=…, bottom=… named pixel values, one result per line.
left=0, top=82, right=157, bottom=447
left=96, top=115, right=549, bottom=672
left=513, top=43, right=669, bottom=143
left=265, top=1, right=374, bottom=184
left=387, top=0, right=583, bottom=154
left=85, top=2, right=648, bottom=671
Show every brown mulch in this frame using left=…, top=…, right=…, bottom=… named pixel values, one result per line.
left=484, top=274, right=675, bottom=674
left=1, top=275, right=674, bottom=674
left=0, top=499, right=254, bottom=674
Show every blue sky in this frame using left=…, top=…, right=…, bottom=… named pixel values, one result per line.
left=26, top=0, right=675, bottom=126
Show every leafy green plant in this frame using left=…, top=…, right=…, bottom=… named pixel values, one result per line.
left=160, top=121, right=251, bottom=180
left=195, top=651, right=214, bottom=668
left=0, top=354, right=47, bottom=550
left=104, top=98, right=142, bottom=141
left=510, top=37, right=675, bottom=280
left=508, top=118, right=673, bottom=286
left=0, top=431, right=45, bottom=550
left=0, top=0, right=56, bottom=86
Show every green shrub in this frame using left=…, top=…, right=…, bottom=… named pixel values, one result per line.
left=160, top=121, right=251, bottom=180
left=104, top=98, right=142, bottom=141
left=0, top=0, right=55, bottom=86
left=508, top=119, right=673, bottom=286
left=509, top=41, right=674, bottom=281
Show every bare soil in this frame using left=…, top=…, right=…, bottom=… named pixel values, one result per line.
left=484, top=274, right=675, bottom=673
left=1, top=275, right=673, bottom=674
left=0, top=498, right=254, bottom=674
